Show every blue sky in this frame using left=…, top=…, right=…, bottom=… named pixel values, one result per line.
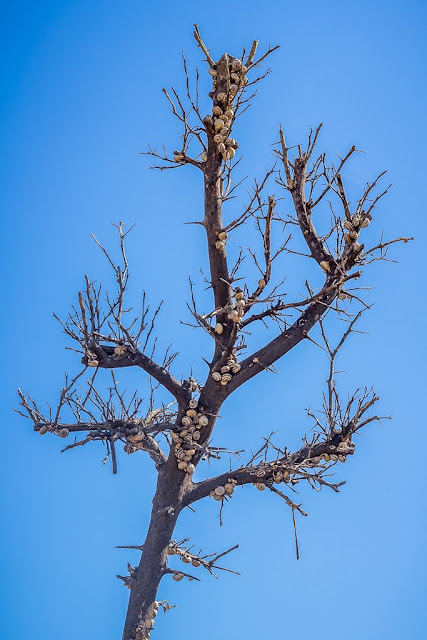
left=1, top=1, right=426, bottom=638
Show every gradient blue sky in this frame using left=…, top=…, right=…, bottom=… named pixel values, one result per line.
left=1, top=1, right=426, bottom=638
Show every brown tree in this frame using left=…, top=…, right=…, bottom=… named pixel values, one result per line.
left=17, top=26, right=411, bottom=640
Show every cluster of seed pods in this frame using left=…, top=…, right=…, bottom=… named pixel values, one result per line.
left=211, top=349, right=241, bottom=386
left=207, top=58, right=248, bottom=161
left=209, top=477, right=238, bottom=501
left=214, top=229, right=228, bottom=252
left=167, top=543, right=202, bottom=570
left=86, top=349, right=99, bottom=367
left=344, top=213, right=370, bottom=243
left=37, top=424, right=69, bottom=438
left=213, top=287, right=246, bottom=334
left=123, top=428, right=146, bottom=454
left=311, top=439, right=355, bottom=464
left=253, top=440, right=355, bottom=489
left=134, top=601, right=161, bottom=639
left=86, top=342, right=128, bottom=368
left=171, top=399, right=209, bottom=472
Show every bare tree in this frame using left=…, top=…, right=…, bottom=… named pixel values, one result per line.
left=17, top=26, right=412, bottom=640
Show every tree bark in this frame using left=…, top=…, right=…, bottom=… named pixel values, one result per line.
left=122, top=458, right=189, bottom=640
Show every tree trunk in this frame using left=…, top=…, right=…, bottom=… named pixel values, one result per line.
left=122, top=458, right=188, bottom=640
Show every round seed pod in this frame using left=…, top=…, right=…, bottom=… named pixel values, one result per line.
left=320, top=260, right=330, bottom=272
left=191, top=559, right=201, bottom=568
left=215, top=239, right=225, bottom=250
left=217, top=92, right=227, bottom=103
left=128, top=431, right=145, bottom=443
left=212, top=105, right=222, bottom=116
left=212, top=371, right=222, bottom=382
left=215, top=322, right=224, bottom=334
left=227, top=309, right=239, bottom=321
left=186, top=409, right=197, bottom=418
left=39, top=425, right=49, bottom=435
left=114, top=344, right=127, bottom=356
left=58, top=428, right=69, bottom=438
left=224, top=483, right=235, bottom=495
left=173, top=573, right=184, bottom=581
left=177, top=461, right=188, bottom=471
left=215, top=486, right=226, bottom=496
left=198, top=414, right=209, bottom=427
left=193, top=430, right=201, bottom=440
left=181, top=416, right=192, bottom=427
left=256, top=483, right=266, bottom=491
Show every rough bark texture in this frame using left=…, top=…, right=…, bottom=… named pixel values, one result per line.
left=122, top=459, right=187, bottom=639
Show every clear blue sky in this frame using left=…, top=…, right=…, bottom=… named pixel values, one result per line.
left=1, top=1, right=426, bottom=638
